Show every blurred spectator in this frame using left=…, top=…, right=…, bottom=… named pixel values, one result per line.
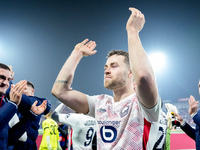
left=39, top=111, right=61, bottom=150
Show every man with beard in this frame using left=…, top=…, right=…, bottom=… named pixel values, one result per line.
left=52, top=7, right=161, bottom=149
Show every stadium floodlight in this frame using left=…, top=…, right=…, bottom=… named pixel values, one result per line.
left=148, top=52, right=166, bottom=73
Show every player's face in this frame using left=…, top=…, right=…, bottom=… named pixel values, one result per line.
left=104, top=55, right=130, bottom=90
left=0, top=68, right=11, bottom=96
left=23, top=85, right=34, bottom=96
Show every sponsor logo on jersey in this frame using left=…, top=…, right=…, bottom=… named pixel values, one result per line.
left=84, top=120, right=96, bottom=126
left=100, top=126, right=117, bottom=143
left=97, top=120, right=121, bottom=126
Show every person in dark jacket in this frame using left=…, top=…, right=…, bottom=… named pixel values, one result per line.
left=0, top=63, right=47, bottom=150
left=7, top=81, right=51, bottom=150
left=174, top=80, right=200, bottom=150
left=0, top=63, right=26, bottom=149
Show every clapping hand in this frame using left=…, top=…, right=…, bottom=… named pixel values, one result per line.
left=31, top=100, right=47, bottom=115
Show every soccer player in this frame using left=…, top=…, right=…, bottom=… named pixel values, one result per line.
left=52, top=7, right=161, bottom=149
left=153, top=110, right=168, bottom=149
left=39, top=111, right=61, bottom=150
left=52, top=103, right=97, bottom=150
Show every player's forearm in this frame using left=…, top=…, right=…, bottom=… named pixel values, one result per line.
left=52, top=50, right=83, bottom=98
left=128, top=32, right=154, bottom=79
left=127, top=31, right=157, bottom=108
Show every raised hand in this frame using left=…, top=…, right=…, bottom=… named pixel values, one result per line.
left=74, top=39, right=97, bottom=57
left=10, top=80, right=27, bottom=105
left=126, top=7, right=145, bottom=33
left=188, top=95, right=199, bottom=116
left=31, top=100, right=47, bottom=115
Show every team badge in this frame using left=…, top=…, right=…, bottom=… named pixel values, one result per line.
left=120, top=106, right=129, bottom=118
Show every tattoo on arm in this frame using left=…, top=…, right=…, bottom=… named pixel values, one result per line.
left=55, top=80, right=70, bottom=84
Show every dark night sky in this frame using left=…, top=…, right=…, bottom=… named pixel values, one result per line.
left=1, top=0, right=200, bottom=109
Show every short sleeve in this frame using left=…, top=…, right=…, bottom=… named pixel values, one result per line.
left=86, top=95, right=97, bottom=118
left=138, top=95, right=161, bottom=122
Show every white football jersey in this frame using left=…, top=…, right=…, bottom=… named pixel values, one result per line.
left=54, top=103, right=97, bottom=150
left=87, top=93, right=161, bottom=150
left=151, top=110, right=167, bottom=149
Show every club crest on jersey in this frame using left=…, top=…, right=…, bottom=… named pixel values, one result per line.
left=120, top=106, right=129, bottom=118
left=97, top=108, right=106, bottom=113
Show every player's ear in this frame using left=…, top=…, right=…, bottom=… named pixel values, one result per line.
left=31, top=89, right=35, bottom=95
left=128, top=69, right=132, bottom=78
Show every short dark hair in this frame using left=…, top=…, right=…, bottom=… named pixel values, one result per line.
left=0, top=63, right=10, bottom=71
left=107, top=50, right=130, bottom=68
left=27, top=81, right=34, bottom=89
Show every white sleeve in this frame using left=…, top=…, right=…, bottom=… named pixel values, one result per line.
left=9, top=114, right=28, bottom=142
left=53, top=103, right=78, bottom=127
left=18, top=132, right=27, bottom=142
left=9, top=113, right=19, bottom=128
left=138, top=95, right=161, bottom=122
left=86, top=95, right=96, bottom=118
left=58, top=113, right=79, bottom=127
left=54, top=103, right=66, bottom=113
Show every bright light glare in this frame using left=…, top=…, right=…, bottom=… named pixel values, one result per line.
left=148, top=52, right=166, bottom=73
left=0, top=44, right=2, bottom=56
left=0, top=42, right=6, bottom=60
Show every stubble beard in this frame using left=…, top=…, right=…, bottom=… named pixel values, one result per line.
left=104, top=77, right=126, bottom=90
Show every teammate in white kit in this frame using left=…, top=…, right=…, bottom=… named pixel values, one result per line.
left=52, top=7, right=161, bottom=150
left=153, top=110, right=167, bottom=149
left=52, top=103, right=97, bottom=150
